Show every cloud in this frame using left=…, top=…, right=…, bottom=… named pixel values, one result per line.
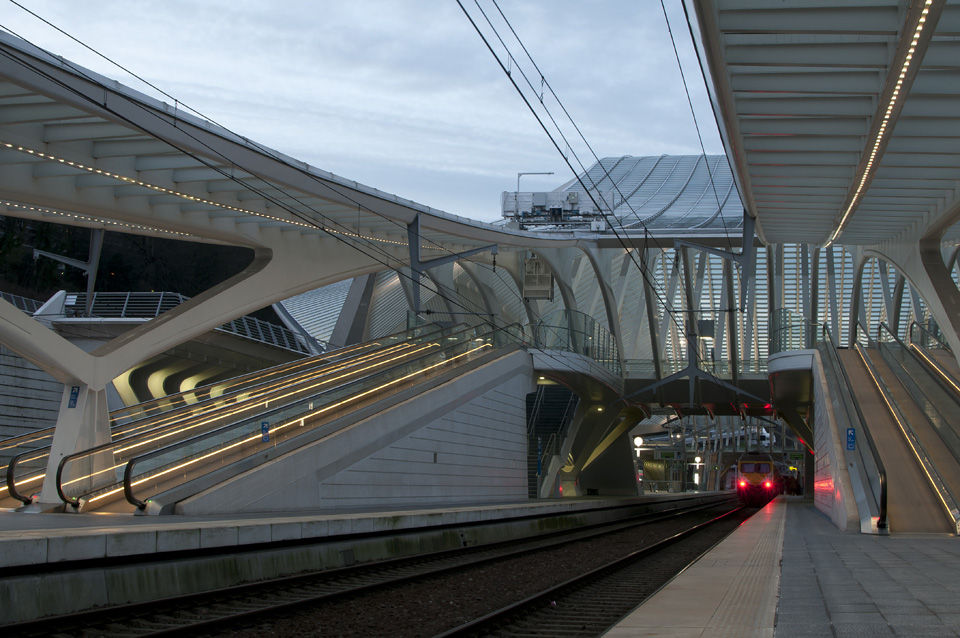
left=1, top=0, right=722, bottom=222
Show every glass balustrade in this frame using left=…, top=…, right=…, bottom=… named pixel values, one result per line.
left=535, top=309, right=620, bottom=375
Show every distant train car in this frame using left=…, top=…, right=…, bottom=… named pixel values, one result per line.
left=736, top=451, right=780, bottom=507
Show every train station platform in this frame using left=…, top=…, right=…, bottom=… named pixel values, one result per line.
left=0, top=492, right=723, bottom=625
left=605, top=496, right=960, bottom=638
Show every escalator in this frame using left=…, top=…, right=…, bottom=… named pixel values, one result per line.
left=838, top=324, right=960, bottom=534
left=836, top=348, right=953, bottom=533
left=36, top=322, right=525, bottom=514
left=0, top=322, right=453, bottom=509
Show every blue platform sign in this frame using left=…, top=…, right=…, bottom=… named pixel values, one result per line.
left=846, top=428, right=856, bottom=450
left=261, top=421, right=269, bottom=442
left=68, top=385, right=80, bottom=408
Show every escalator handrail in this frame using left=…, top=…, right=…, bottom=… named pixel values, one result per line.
left=121, top=323, right=524, bottom=509
left=821, top=323, right=887, bottom=530
left=855, top=321, right=874, bottom=347
left=909, top=320, right=951, bottom=353
left=0, top=428, right=55, bottom=455
left=878, top=322, right=960, bottom=407
left=53, top=329, right=460, bottom=507
left=100, top=324, right=459, bottom=449
left=7, top=333, right=440, bottom=501
left=876, top=322, right=960, bottom=467
left=6, top=448, right=43, bottom=505
left=108, top=322, right=452, bottom=425
left=859, top=329, right=960, bottom=529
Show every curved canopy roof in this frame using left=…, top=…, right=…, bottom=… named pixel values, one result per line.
left=0, top=31, right=575, bottom=259
left=562, top=154, right=742, bottom=231
left=691, top=0, right=960, bottom=248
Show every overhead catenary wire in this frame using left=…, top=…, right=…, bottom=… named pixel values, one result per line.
left=659, top=0, right=735, bottom=241
left=459, top=0, right=746, bottom=388
left=0, top=7, right=588, bottom=360
left=3, top=3, right=744, bottom=398
left=485, top=0, right=743, bottom=307
left=0, top=43, right=492, bottom=326
left=465, top=0, right=739, bottom=363
left=0, top=1, right=589, bottom=342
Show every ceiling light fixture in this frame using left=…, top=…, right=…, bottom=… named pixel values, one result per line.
left=825, top=0, right=932, bottom=248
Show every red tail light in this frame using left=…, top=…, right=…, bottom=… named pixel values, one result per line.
left=765, top=481, right=772, bottom=489
left=739, top=480, right=746, bottom=488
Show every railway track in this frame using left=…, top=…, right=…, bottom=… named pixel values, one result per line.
left=436, top=504, right=750, bottom=637
left=3, top=496, right=740, bottom=637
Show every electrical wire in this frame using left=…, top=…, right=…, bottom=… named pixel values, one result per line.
left=2, top=3, right=748, bottom=410
left=0, top=8, right=588, bottom=367
left=0, top=2, right=589, bottom=346
left=460, top=0, right=747, bottom=396
left=0, top=25, right=495, bottom=324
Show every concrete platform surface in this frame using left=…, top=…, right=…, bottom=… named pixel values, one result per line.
left=604, top=493, right=784, bottom=638
left=604, top=497, right=960, bottom=638
left=0, top=493, right=716, bottom=570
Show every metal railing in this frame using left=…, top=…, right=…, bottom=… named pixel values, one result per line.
left=62, top=291, right=316, bottom=355
left=120, top=323, right=524, bottom=512
left=770, top=308, right=820, bottom=354
left=623, top=358, right=767, bottom=377
left=47, top=323, right=523, bottom=511
left=535, top=391, right=579, bottom=496
left=526, top=386, right=546, bottom=438
left=0, top=291, right=43, bottom=314
left=867, top=323, right=960, bottom=532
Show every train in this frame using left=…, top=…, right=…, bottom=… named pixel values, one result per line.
left=735, top=451, right=781, bottom=506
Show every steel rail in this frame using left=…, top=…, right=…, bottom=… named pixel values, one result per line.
left=1, top=496, right=737, bottom=638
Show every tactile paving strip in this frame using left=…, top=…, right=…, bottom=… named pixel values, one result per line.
left=604, top=499, right=786, bottom=638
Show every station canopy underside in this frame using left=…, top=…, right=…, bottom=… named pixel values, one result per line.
left=693, top=0, right=960, bottom=248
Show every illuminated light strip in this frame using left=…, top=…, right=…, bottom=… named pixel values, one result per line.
left=825, top=0, right=933, bottom=248
left=109, top=338, right=391, bottom=423
left=64, top=342, right=426, bottom=491
left=98, top=343, right=494, bottom=504
left=131, top=343, right=418, bottom=433
left=64, top=342, right=444, bottom=491
left=909, top=343, right=960, bottom=395
left=110, top=342, right=428, bottom=450
left=1, top=141, right=419, bottom=248
left=111, top=342, right=386, bottom=428
left=0, top=431, right=55, bottom=452
left=0, top=470, right=44, bottom=499
left=1, top=199, right=193, bottom=238
left=856, top=344, right=958, bottom=523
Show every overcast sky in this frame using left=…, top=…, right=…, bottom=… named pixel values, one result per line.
left=1, top=0, right=723, bottom=222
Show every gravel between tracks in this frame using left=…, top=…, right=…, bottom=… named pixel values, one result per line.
left=226, top=504, right=741, bottom=638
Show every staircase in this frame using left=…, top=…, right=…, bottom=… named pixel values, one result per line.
left=526, top=385, right=579, bottom=498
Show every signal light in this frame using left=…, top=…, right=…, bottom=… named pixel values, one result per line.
left=739, top=480, right=746, bottom=488
left=765, top=481, right=772, bottom=489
